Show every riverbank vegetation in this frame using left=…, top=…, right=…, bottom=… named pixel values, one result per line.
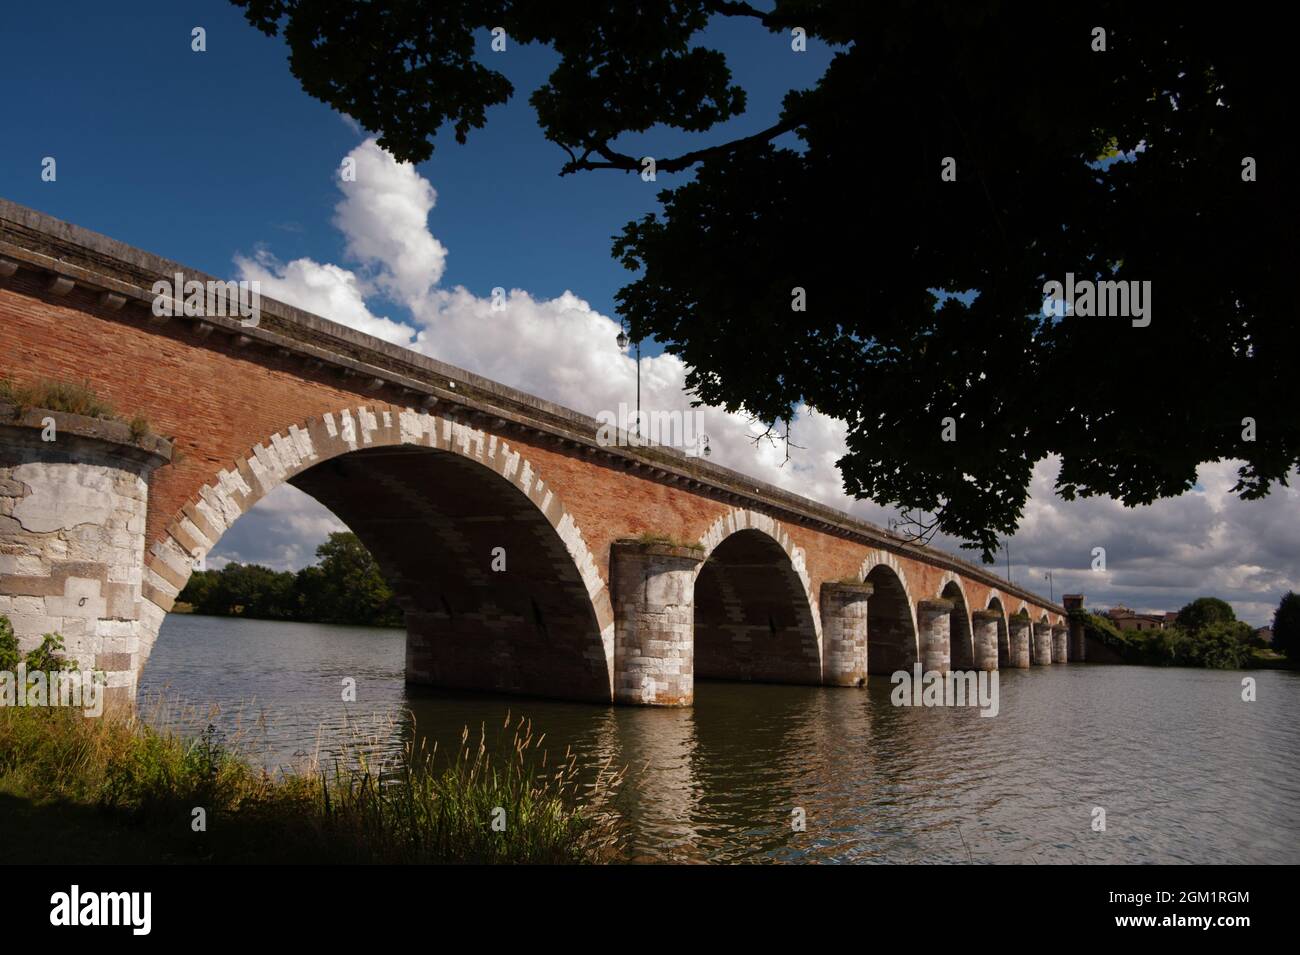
left=0, top=699, right=625, bottom=864
left=178, top=531, right=402, bottom=627
left=1071, top=595, right=1293, bottom=669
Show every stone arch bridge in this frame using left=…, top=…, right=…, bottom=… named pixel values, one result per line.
left=0, top=200, right=1079, bottom=707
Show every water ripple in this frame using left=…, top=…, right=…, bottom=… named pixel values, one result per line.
left=143, top=615, right=1300, bottom=863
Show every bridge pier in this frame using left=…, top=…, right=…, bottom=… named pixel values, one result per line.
left=970, top=609, right=1000, bottom=671
left=1032, top=622, right=1052, bottom=665
left=917, top=598, right=953, bottom=674
left=1051, top=624, right=1068, bottom=663
left=610, top=539, right=703, bottom=705
left=1007, top=616, right=1031, bottom=668
left=1068, top=618, right=1086, bottom=661
left=819, top=581, right=873, bottom=686
left=1063, top=595, right=1087, bottom=661
left=0, top=408, right=172, bottom=707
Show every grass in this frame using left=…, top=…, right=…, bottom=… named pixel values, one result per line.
left=0, top=702, right=626, bottom=864
left=0, top=374, right=152, bottom=438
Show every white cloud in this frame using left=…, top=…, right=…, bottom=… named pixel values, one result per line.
left=204, top=484, right=345, bottom=572
left=332, top=141, right=448, bottom=302
left=223, top=138, right=1300, bottom=625
left=234, top=249, right=415, bottom=346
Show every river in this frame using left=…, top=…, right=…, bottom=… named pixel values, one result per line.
left=140, top=613, right=1300, bottom=864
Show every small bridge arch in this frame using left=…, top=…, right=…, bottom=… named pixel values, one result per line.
left=692, top=510, right=821, bottom=684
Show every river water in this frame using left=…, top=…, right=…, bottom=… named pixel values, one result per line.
left=141, top=613, right=1300, bottom=864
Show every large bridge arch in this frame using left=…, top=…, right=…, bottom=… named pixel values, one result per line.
left=859, top=550, right=919, bottom=675
left=692, top=510, right=821, bottom=684
left=140, top=405, right=615, bottom=702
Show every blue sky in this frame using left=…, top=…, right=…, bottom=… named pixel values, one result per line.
left=2, top=3, right=1296, bottom=625
left=0, top=0, right=831, bottom=335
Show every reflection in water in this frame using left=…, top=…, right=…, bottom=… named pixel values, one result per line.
left=143, top=614, right=1300, bottom=863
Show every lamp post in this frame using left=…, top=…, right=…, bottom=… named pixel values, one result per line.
left=1044, top=570, right=1054, bottom=603
left=616, top=325, right=641, bottom=439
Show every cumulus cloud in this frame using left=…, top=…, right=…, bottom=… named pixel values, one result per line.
left=204, top=484, right=346, bottom=572
left=234, top=250, right=415, bottom=346
left=224, top=138, right=1299, bottom=625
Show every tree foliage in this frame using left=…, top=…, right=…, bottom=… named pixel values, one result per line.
left=178, top=532, right=402, bottom=627
left=0, top=617, right=77, bottom=672
left=1073, top=604, right=1255, bottom=669
left=232, top=1, right=1297, bottom=560
left=1174, top=596, right=1235, bottom=634
left=1272, top=591, right=1300, bottom=666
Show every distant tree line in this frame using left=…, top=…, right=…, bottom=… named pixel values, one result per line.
left=178, top=532, right=402, bottom=628
left=1072, top=594, right=1298, bottom=669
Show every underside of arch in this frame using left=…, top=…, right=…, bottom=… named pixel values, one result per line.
left=865, top=563, right=917, bottom=674
left=693, top=528, right=820, bottom=684
left=942, top=580, right=975, bottom=669
left=988, top=596, right=1010, bottom=666
left=142, top=406, right=614, bottom=703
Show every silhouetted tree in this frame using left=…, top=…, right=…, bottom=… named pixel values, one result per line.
left=1272, top=591, right=1300, bottom=665
left=232, top=2, right=1296, bottom=560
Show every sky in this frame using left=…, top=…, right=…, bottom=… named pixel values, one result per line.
left=2, top=1, right=1297, bottom=625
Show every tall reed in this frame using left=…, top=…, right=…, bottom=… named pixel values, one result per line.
left=0, top=702, right=625, bottom=864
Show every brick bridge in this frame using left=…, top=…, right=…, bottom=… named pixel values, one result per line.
left=0, top=199, right=1080, bottom=707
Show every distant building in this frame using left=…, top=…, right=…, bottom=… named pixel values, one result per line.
left=1256, top=626, right=1274, bottom=645
left=1104, top=606, right=1176, bottom=632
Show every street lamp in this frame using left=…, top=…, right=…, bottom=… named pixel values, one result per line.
left=1044, top=570, right=1054, bottom=603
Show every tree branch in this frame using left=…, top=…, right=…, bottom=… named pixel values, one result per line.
left=558, top=116, right=802, bottom=176
left=705, top=1, right=774, bottom=24
left=891, top=507, right=946, bottom=547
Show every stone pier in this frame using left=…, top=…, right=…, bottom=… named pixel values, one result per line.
left=1032, top=621, right=1053, bottom=666
left=819, top=581, right=873, bottom=686
left=971, top=609, right=1000, bottom=671
left=1007, top=616, right=1031, bottom=668
left=0, top=406, right=172, bottom=705
left=1063, top=594, right=1087, bottom=661
left=610, top=539, right=703, bottom=705
left=1051, top=624, right=1068, bottom=663
left=917, top=598, right=954, bottom=674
